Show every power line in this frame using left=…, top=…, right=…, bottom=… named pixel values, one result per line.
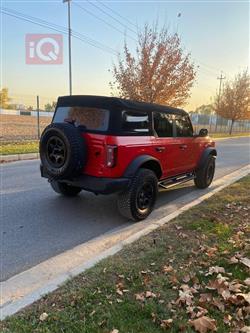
left=1, top=7, right=118, bottom=56
left=73, top=2, right=137, bottom=42
left=86, top=0, right=137, bottom=35
left=97, top=1, right=138, bottom=30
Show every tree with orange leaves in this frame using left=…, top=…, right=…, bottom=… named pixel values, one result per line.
left=110, top=24, right=196, bottom=107
left=214, top=70, right=250, bottom=134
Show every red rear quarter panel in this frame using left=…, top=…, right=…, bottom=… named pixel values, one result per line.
left=82, top=134, right=156, bottom=178
left=82, top=133, right=216, bottom=179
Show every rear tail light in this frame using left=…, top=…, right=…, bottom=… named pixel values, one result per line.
left=106, top=145, right=117, bottom=168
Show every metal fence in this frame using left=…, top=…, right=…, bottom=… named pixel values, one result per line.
left=190, top=113, right=250, bottom=134
left=1, top=105, right=250, bottom=142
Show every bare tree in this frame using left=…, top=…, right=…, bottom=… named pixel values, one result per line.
left=110, top=24, right=196, bottom=107
left=214, top=70, right=250, bottom=134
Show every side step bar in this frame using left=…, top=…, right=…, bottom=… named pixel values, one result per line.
left=158, top=173, right=194, bottom=190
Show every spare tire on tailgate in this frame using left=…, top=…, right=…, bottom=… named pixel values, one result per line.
left=39, top=122, right=87, bottom=180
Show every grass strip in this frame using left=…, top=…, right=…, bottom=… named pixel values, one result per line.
left=0, top=141, right=39, bottom=155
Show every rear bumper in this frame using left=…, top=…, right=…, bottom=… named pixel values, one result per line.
left=40, top=165, right=130, bottom=195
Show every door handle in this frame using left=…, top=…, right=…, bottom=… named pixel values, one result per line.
left=179, top=144, right=187, bottom=150
left=155, top=146, right=166, bottom=152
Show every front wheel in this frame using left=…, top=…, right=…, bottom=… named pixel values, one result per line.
left=194, top=155, right=215, bottom=189
left=50, top=180, right=82, bottom=197
left=117, top=168, right=158, bottom=221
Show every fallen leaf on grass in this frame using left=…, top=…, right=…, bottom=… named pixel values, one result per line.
left=244, top=278, right=250, bottom=286
left=110, top=329, right=119, bottom=333
left=135, top=293, right=145, bottom=302
left=236, top=293, right=250, bottom=304
left=223, top=314, right=232, bottom=325
left=205, top=266, right=225, bottom=276
left=89, top=310, right=96, bottom=317
left=160, top=319, right=173, bottom=329
left=145, top=291, right=157, bottom=298
left=116, top=289, right=123, bottom=296
left=162, top=265, right=174, bottom=273
left=240, top=327, right=250, bottom=333
left=182, top=274, right=191, bottom=283
left=199, top=293, right=213, bottom=305
left=190, top=316, right=217, bottom=333
left=176, top=285, right=194, bottom=306
left=240, top=257, right=250, bottom=268
left=212, top=298, right=225, bottom=312
left=39, top=312, right=48, bottom=321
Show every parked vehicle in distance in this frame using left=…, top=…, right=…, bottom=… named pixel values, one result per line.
left=40, top=96, right=217, bottom=221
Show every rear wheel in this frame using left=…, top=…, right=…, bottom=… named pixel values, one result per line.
left=194, top=155, right=215, bottom=189
left=50, top=180, right=82, bottom=197
left=117, top=168, right=158, bottom=221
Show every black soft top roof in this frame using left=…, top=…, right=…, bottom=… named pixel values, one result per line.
left=57, top=95, right=188, bottom=116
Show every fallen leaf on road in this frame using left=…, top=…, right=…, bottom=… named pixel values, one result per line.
left=190, top=316, right=217, bottom=333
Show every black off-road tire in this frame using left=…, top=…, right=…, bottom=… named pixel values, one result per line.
left=40, top=122, right=87, bottom=180
left=194, top=155, right=215, bottom=189
left=50, top=181, right=82, bottom=197
left=117, top=168, right=158, bottom=221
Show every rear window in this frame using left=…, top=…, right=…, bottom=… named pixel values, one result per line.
left=121, top=110, right=149, bottom=133
left=53, top=106, right=110, bottom=131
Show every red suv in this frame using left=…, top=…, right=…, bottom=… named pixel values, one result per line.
left=40, top=96, right=216, bottom=221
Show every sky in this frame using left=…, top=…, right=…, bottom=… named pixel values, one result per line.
left=1, top=0, right=249, bottom=111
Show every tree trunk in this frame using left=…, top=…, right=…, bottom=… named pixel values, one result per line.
left=229, top=119, right=235, bottom=135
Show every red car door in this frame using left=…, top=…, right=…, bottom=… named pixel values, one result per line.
left=151, top=112, right=178, bottom=178
left=173, top=115, right=197, bottom=174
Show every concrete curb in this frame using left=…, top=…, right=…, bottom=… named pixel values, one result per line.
left=1, top=164, right=249, bottom=320
left=0, top=153, right=39, bottom=163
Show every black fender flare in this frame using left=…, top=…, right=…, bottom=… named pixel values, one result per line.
left=197, top=148, right=217, bottom=170
left=123, top=155, right=162, bottom=179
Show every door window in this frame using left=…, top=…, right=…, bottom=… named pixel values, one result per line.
left=153, top=112, right=173, bottom=137
left=121, top=110, right=149, bottom=133
left=175, top=116, right=193, bottom=137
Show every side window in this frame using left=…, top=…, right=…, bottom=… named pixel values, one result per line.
left=175, top=116, right=193, bottom=137
left=153, top=112, right=173, bottom=137
left=121, top=110, right=149, bottom=133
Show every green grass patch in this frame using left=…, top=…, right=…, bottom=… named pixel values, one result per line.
left=210, top=132, right=250, bottom=138
left=1, top=176, right=249, bottom=333
left=0, top=141, right=39, bottom=155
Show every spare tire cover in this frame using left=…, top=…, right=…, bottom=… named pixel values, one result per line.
left=39, top=122, right=87, bottom=180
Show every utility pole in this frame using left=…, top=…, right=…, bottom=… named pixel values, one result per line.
left=63, top=0, right=72, bottom=95
left=215, top=72, right=226, bottom=132
left=37, top=95, right=40, bottom=139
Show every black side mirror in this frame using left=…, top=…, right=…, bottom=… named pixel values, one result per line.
left=199, top=128, right=208, bottom=137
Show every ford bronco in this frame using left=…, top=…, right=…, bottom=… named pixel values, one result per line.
left=40, top=96, right=217, bottom=221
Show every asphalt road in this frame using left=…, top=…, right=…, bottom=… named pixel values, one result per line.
left=1, top=137, right=250, bottom=281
